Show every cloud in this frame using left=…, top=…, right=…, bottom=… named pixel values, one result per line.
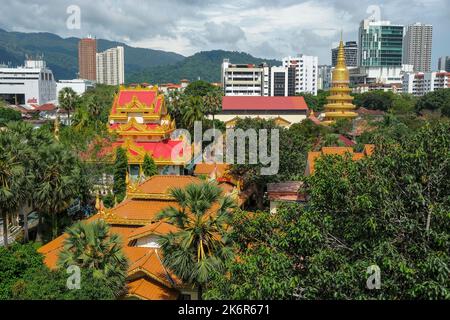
left=0, top=0, right=448, bottom=66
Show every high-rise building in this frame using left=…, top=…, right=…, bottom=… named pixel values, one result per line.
left=403, top=71, right=450, bottom=96
left=438, top=56, right=450, bottom=72
left=358, top=19, right=404, bottom=67
left=269, top=66, right=296, bottom=97
left=221, top=59, right=270, bottom=96
left=323, top=39, right=357, bottom=125
left=0, top=57, right=56, bottom=105
left=282, top=54, right=318, bottom=95
left=318, top=65, right=332, bottom=90
left=403, top=23, right=433, bottom=72
left=96, top=46, right=125, bottom=85
left=78, top=37, right=97, bottom=81
left=332, top=41, right=358, bottom=68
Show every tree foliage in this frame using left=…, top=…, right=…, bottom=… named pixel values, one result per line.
left=113, top=147, right=128, bottom=203
left=142, top=154, right=158, bottom=178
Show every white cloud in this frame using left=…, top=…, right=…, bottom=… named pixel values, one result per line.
left=0, top=0, right=448, bottom=66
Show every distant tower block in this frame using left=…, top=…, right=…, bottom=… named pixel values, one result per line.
left=322, top=38, right=358, bottom=125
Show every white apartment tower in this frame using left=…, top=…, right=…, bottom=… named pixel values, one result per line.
left=403, top=23, right=433, bottom=72
left=403, top=71, right=450, bottom=96
left=96, top=46, right=125, bottom=85
left=282, top=55, right=318, bottom=96
left=221, top=59, right=270, bottom=96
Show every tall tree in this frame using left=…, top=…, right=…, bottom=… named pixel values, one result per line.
left=0, top=132, right=23, bottom=247
left=113, top=147, right=128, bottom=203
left=58, top=87, right=79, bottom=125
left=182, top=96, right=204, bottom=130
left=34, top=144, right=80, bottom=240
left=142, top=154, right=158, bottom=178
left=157, top=182, right=236, bottom=299
left=57, top=220, right=129, bottom=298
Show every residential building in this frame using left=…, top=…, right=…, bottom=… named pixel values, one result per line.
left=403, top=23, right=433, bottom=72
left=332, top=41, right=358, bottom=68
left=159, top=79, right=190, bottom=95
left=78, top=37, right=97, bottom=81
left=221, top=59, right=270, bottom=96
left=318, top=65, right=332, bottom=90
left=267, top=182, right=306, bottom=214
left=0, top=57, right=57, bottom=105
left=282, top=54, right=318, bottom=95
left=358, top=19, right=404, bottom=68
left=353, top=83, right=402, bottom=94
left=349, top=64, right=413, bottom=86
left=403, top=71, right=450, bottom=96
left=322, top=39, right=358, bottom=125
left=438, top=56, right=450, bottom=72
left=215, top=96, right=309, bottom=128
left=96, top=46, right=125, bottom=85
left=56, top=79, right=95, bottom=100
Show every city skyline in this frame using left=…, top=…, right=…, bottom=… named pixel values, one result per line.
left=1, top=0, right=449, bottom=68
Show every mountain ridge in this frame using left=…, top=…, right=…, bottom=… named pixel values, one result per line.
left=0, top=29, right=281, bottom=84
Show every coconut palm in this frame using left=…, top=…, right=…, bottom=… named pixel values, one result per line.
left=156, top=182, right=236, bottom=299
left=58, top=87, right=79, bottom=125
left=34, top=144, right=80, bottom=240
left=182, top=96, right=204, bottom=129
left=57, top=219, right=129, bottom=297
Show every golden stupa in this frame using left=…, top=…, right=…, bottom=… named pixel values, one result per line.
left=322, top=37, right=358, bottom=125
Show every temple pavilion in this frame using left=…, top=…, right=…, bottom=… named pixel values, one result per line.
left=38, top=175, right=244, bottom=300
left=107, top=85, right=190, bottom=176
left=322, top=38, right=358, bottom=125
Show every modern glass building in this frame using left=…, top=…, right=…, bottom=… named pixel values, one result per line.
left=358, top=19, right=404, bottom=67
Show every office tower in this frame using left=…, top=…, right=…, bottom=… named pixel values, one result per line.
left=332, top=41, right=358, bottom=68
left=318, top=65, right=332, bottom=90
left=403, top=23, right=433, bottom=72
left=96, top=46, right=125, bottom=85
left=358, top=19, right=404, bottom=67
left=78, top=37, right=97, bottom=81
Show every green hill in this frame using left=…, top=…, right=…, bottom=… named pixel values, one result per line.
left=127, top=50, right=281, bottom=84
left=0, top=28, right=185, bottom=80
left=0, top=29, right=281, bottom=84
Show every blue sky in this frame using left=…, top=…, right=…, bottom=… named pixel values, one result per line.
left=1, top=0, right=449, bottom=67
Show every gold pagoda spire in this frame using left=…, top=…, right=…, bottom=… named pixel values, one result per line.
left=322, top=36, right=358, bottom=125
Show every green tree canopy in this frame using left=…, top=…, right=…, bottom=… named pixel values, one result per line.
left=142, top=154, right=158, bottom=178
left=113, top=147, right=128, bottom=203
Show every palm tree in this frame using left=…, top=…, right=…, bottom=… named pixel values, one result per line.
left=58, top=87, right=79, bottom=125
left=34, top=144, right=80, bottom=240
left=6, top=122, right=52, bottom=242
left=0, top=131, right=24, bottom=247
left=156, top=182, right=236, bottom=299
left=57, top=219, right=129, bottom=297
left=182, top=96, right=204, bottom=129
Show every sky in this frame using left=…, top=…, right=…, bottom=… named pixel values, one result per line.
left=1, top=0, right=449, bottom=67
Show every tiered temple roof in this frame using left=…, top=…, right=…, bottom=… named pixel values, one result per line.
left=38, top=175, right=243, bottom=300
left=107, top=86, right=190, bottom=166
left=323, top=39, right=358, bottom=125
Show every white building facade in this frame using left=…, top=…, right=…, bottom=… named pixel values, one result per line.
left=221, top=59, right=270, bottom=96
left=0, top=58, right=57, bottom=105
left=56, top=79, right=95, bottom=101
left=282, top=55, right=318, bottom=96
left=403, top=72, right=450, bottom=96
left=96, top=46, right=125, bottom=85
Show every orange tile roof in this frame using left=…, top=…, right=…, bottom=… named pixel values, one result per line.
left=194, top=163, right=230, bottom=177
left=125, top=247, right=181, bottom=287
left=306, top=145, right=375, bottom=175
left=128, top=221, right=178, bottom=242
left=127, top=278, right=179, bottom=300
left=131, top=175, right=201, bottom=196
left=104, top=199, right=180, bottom=224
